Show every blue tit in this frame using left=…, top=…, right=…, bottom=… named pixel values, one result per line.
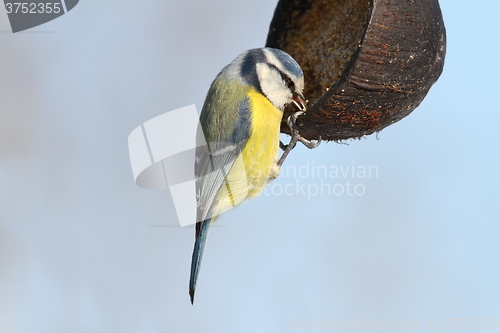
left=190, top=47, right=306, bottom=304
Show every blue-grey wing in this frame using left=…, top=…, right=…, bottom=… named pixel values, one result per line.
left=195, top=97, right=251, bottom=223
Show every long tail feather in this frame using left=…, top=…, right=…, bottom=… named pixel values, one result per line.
left=189, top=218, right=211, bottom=304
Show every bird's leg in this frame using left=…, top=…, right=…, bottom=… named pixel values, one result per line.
left=277, top=111, right=321, bottom=167
left=288, top=111, right=322, bottom=149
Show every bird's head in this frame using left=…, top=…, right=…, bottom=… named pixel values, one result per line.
left=233, top=48, right=306, bottom=111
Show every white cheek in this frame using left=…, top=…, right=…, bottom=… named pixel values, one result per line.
left=256, top=63, right=291, bottom=110
left=296, top=77, right=305, bottom=94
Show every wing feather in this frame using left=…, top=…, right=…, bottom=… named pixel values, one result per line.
left=195, top=95, right=251, bottom=226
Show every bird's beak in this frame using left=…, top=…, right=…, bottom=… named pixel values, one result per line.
left=292, top=92, right=306, bottom=111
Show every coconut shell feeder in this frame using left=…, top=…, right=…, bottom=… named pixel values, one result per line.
left=266, top=0, right=446, bottom=141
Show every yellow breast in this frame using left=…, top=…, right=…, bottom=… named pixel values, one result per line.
left=242, top=89, right=283, bottom=197
left=210, top=89, right=283, bottom=218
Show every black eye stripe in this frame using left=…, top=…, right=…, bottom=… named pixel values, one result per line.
left=267, top=63, right=295, bottom=91
left=240, top=50, right=297, bottom=98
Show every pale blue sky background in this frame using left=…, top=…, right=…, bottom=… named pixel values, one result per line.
left=0, top=1, right=499, bottom=332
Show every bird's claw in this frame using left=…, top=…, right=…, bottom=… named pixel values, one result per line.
left=287, top=111, right=321, bottom=149
left=277, top=110, right=321, bottom=167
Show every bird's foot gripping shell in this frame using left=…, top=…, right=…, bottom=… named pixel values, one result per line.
left=277, top=111, right=321, bottom=167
